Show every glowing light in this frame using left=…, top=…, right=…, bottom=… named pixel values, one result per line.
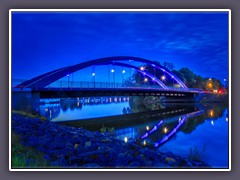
left=224, top=78, right=226, bottom=81
left=92, top=72, right=95, bottom=76
left=209, top=110, right=214, bottom=117
left=143, top=140, right=147, bottom=146
left=152, top=78, right=155, bottom=81
left=163, top=127, right=168, bottom=134
left=208, top=83, right=213, bottom=88
left=226, top=117, right=228, bottom=122
left=146, top=126, right=150, bottom=131
left=124, top=137, right=128, bottom=143
left=45, top=108, right=48, bottom=112
left=211, top=121, right=214, bottom=126
left=144, top=78, right=148, bottom=82
left=67, top=74, right=70, bottom=77
left=111, top=69, right=114, bottom=73
left=152, top=64, right=155, bottom=67
left=161, top=75, right=166, bottom=81
left=122, top=70, right=126, bottom=73
left=140, top=66, right=144, bottom=71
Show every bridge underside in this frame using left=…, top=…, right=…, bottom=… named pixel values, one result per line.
left=33, top=88, right=196, bottom=100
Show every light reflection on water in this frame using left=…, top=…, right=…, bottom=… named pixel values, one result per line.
left=40, top=96, right=131, bottom=121
left=39, top=96, right=228, bottom=168
left=158, top=109, right=229, bottom=168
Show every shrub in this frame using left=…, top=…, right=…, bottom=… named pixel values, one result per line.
left=188, top=144, right=207, bottom=162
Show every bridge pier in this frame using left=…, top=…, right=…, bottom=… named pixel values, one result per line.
left=12, top=88, right=40, bottom=114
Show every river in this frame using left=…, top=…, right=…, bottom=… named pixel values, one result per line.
left=36, top=96, right=229, bottom=168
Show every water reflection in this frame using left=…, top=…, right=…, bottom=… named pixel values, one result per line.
left=40, top=96, right=130, bottom=120
left=38, top=96, right=228, bottom=167
left=122, top=107, right=132, bottom=114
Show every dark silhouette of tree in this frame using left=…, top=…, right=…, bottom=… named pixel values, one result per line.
left=123, top=60, right=224, bottom=90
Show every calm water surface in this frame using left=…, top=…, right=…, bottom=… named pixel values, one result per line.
left=39, top=96, right=229, bottom=168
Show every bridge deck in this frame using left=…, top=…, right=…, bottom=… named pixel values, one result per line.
left=24, top=87, right=199, bottom=99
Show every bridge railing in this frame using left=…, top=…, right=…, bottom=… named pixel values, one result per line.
left=12, top=79, right=204, bottom=93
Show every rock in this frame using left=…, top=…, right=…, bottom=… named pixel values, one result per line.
left=74, top=143, right=79, bottom=149
left=115, top=160, right=128, bottom=167
left=85, top=141, right=91, bottom=147
left=152, top=162, right=168, bottom=168
left=82, top=163, right=100, bottom=168
left=12, top=113, right=211, bottom=168
left=165, top=157, right=177, bottom=166
left=117, top=153, right=126, bottom=158
left=128, top=161, right=142, bottom=167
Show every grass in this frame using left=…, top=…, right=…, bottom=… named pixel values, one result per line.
left=11, top=132, right=50, bottom=168
left=187, top=144, right=207, bottom=162
left=12, top=110, right=47, bottom=121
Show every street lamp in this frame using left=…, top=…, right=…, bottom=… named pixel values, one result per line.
left=92, top=72, right=95, bottom=88
left=161, top=75, right=166, bottom=81
left=122, top=69, right=125, bottom=84
left=171, top=75, right=174, bottom=86
left=67, top=74, right=70, bottom=88
left=140, top=66, right=144, bottom=71
left=144, top=78, right=148, bottom=83
left=111, top=68, right=115, bottom=88
left=224, top=78, right=227, bottom=88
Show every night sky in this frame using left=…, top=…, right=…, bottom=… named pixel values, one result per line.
left=11, top=11, right=229, bottom=84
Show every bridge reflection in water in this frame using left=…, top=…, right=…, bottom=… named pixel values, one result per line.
left=37, top=96, right=227, bottom=150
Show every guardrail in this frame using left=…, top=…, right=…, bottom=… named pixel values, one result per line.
left=12, top=79, right=204, bottom=93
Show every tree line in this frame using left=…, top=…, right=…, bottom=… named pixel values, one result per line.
left=126, top=61, right=225, bottom=91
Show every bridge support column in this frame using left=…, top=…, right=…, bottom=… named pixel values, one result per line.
left=12, top=89, right=40, bottom=114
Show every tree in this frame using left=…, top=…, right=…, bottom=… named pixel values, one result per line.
left=128, top=61, right=223, bottom=91
left=178, top=68, right=195, bottom=87
left=163, top=61, right=174, bottom=71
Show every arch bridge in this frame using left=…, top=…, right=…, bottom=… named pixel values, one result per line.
left=14, top=56, right=204, bottom=100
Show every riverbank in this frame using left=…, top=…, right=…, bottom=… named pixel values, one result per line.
left=11, top=112, right=209, bottom=169
left=200, top=93, right=228, bottom=103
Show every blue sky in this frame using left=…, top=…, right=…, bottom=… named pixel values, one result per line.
left=12, top=11, right=229, bottom=84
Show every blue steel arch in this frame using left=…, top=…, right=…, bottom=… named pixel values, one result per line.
left=99, top=62, right=169, bottom=89
left=15, top=56, right=188, bottom=89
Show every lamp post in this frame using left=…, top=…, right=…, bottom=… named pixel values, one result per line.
left=122, top=68, right=125, bottom=84
left=111, top=68, right=115, bottom=88
left=72, top=73, right=74, bottom=88
left=67, top=74, right=70, bottom=88
left=108, top=65, right=110, bottom=87
left=92, top=72, right=95, bottom=88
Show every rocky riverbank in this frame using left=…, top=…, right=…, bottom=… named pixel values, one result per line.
left=11, top=113, right=209, bottom=169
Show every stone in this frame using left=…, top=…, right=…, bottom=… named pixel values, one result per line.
left=82, top=163, right=100, bottom=168
left=85, top=141, right=91, bottom=147
left=128, top=161, right=142, bottom=167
